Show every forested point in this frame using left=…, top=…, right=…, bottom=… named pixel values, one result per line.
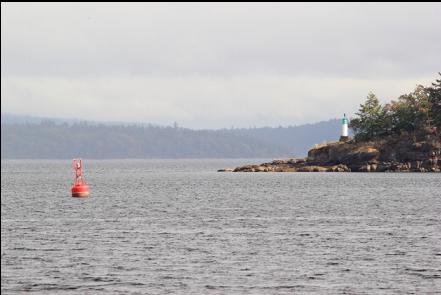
left=228, top=74, right=441, bottom=173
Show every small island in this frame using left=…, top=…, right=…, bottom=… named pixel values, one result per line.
left=220, top=75, right=441, bottom=172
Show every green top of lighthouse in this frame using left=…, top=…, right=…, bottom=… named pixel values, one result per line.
left=342, top=113, right=348, bottom=124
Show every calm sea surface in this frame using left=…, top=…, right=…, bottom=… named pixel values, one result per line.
left=1, top=159, right=441, bottom=294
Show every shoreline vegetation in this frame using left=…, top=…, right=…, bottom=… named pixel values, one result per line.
left=221, top=75, right=441, bottom=172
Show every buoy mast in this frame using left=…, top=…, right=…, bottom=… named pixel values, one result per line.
left=71, top=159, right=90, bottom=198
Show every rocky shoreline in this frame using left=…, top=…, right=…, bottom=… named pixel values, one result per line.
left=219, top=134, right=441, bottom=172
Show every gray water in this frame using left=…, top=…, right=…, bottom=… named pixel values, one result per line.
left=1, top=159, right=441, bottom=294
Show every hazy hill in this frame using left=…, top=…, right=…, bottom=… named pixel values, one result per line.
left=230, top=119, right=342, bottom=156
left=1, top=114, right=344, bottom=159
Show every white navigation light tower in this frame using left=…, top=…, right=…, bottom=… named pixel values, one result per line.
left=342, top=113, right=348, bottom=137
left=340, top=113, right=349, bottom=142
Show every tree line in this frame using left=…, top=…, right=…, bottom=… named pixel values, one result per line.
left=1, top=121, right=293, bottom=159
left=350, top=74, right=441, bottom=142
left=2, top=116, right=342, bottom=159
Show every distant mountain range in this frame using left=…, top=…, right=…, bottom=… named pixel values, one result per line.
left=1, top=113, right=344, bottom=159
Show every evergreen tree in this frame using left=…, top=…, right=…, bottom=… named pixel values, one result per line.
left=350, top=92, right=389, bottom=141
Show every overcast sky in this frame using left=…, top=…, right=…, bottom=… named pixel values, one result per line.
left=2, top=3, right=440, bottom=129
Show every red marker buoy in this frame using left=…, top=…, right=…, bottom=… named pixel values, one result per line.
left=71, top=159, right=89, bottom=198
